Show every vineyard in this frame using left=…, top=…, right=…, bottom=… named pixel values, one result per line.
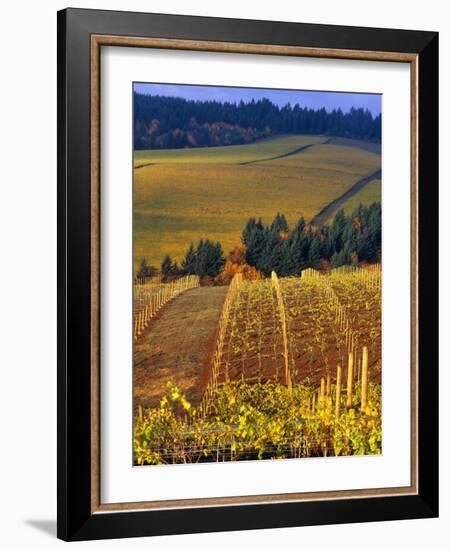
left=134, top=266, right=382, bottom=465
left=133, top=275, right=200, bottom=340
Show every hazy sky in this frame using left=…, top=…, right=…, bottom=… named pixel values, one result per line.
left=133, top=82, right=381, bottom=116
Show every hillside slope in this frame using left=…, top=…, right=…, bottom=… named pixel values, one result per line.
left=134, top=286, right=228, bottom=408
left=133, top=136, right=381, bottom=270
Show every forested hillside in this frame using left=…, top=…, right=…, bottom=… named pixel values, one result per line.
left=134, top=93, right=382, bottom=150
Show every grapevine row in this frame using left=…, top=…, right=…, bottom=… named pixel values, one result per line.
left=133, top=275, right=200, bottom=340
left=201, top=273, right=243, bottom=414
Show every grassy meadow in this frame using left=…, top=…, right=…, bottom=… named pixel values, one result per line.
left=340, top=179, right=382, bottom=215
left=133, top=135, right=381, bottom=271
left=326, top=136, right=382, bottom=155
left=134, top=135, right=325, bottom=166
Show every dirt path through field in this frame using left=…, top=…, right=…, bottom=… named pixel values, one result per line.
left=134, top=286, right=228, bottom=409
left=311, top=168, right=382, bottom=226
left=134, top=162, right=157, bottom=170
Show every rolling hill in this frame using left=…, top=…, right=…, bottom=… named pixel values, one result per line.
left=133, top=135, right=381, bottom=271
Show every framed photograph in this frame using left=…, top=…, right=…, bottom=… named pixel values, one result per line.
left=57, top=8, right=438, bottom=541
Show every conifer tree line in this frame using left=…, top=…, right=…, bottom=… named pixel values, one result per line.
left=241, top=204, right=381, bottom=276
left=160, top=240, right=226, bottom=279
left=134, top=93, right=381, bottom=150
left=137, top=204, right=381, bottom=281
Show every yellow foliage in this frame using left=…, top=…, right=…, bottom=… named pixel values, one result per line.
left=215, top=245, right=263, bottom=284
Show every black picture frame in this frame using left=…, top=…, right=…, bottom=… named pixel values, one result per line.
left=57, top=8, right=438, bottom=541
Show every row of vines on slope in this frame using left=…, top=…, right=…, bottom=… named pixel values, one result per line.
left=134, top=266, right=382, bottom=464
left=133, top=275, right=200, bottom=340
left=202, top=265, right=381, bottom=397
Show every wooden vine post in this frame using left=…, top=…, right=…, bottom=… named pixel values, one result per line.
left=326, top=372, right=331, bottom=409
left=320, top=377, right=325, bottom=409
left=361, top=346, right=369, bottom=412
left=346, top=351, right=354, bottom=408
left=335, top=365, right=342, bottom=417
left=271, top=271, right=292, bottom=395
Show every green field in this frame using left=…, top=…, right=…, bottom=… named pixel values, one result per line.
left=335, top=179, right=382, bottom=220
left=326, top=137, right=382, bottom=155
left=263, top=143, right=379, bottom=175
left=134, top=135, right=325, bottom=166
left=133, top=135, right=381, bottom=271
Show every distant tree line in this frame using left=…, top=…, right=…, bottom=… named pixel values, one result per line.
left=134, top=93, right=381, bottom=150
left=160, top=240, right=226, bottom=280
left=242, top=204, right=381, bottom=276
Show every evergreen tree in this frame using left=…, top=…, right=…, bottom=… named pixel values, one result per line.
left=245, top=219, right=268, bottom=271
left=330, top=209, right=346, bottom=252
left=321, top=226, right=335, bottom=260
left=357, top=234, right=377, bottom=263
left=330, top=249, right=346, bottom=268
left=367, top=202, right=382, bottom=247
left=171, top=260, right=181, bottom=276
left=279, top=239, right=296, bottom=276
left=260, top=228, right=283, bottom=275
left=289, top=218, right=311, bottom=273
left=270, top=212, right=289, bottom=234
left=137, top=257, right=149, bottom=279
left=181, top=243, right=196, bottom=274
left=193, top=239, right=226, bottom=277
left=194, top=239, right=206, bottom=276
left=341, top=241, right=354, bottom=265
left=211, top=242, right=226, bottom=276
left=161, top=255, right=174, bottom=278
left=342, top=218, right=358, bottom=256
left=136, top=257, right=157, bottom=279
left=308, top=234, right=323, bottom=268
left=242, top=217, right=257, bottom=247
left=330, top=251, right=340, bottom=268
